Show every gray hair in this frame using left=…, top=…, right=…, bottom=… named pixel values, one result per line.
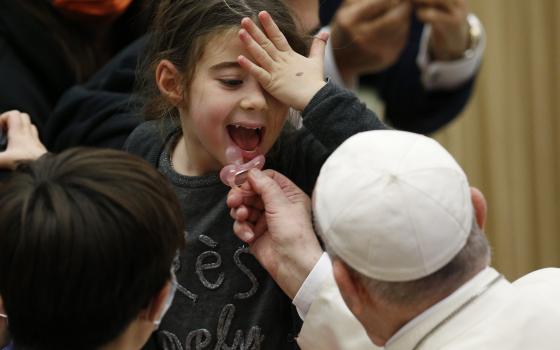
left=326, top=216, right=491, bottom=306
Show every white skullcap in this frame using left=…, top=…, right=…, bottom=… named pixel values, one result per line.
left=313, top=130, right=472, bottom=282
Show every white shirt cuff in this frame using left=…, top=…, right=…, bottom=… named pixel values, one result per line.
left=322, top=26, right=358, bottom=90
left=416, top=14, right=486, bottom=90
left=293, top=252, right=332, bottom=320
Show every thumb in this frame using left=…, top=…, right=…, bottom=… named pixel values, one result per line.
left=0, top=153, right=16, bottom=170
left=247, top=169, right=291, bottom=212
left=308, top=31, right=329, bottom=61
left=264, top=169, right=307, bottom=204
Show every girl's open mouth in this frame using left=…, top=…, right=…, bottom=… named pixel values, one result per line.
left=227, top=124, right=264, bottom=152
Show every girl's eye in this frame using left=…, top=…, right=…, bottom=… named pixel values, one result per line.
left=220, top=79, right=243, bottom=87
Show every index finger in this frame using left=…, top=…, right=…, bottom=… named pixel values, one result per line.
left=261, top=169, right=304, bottom=201
left=0, top=111, right=25, bottom=134
left=226, top=186, right=266, bottom=212
left=258, top=11, right=291, bottom=52
left=227, top=187, right=246, bottom=208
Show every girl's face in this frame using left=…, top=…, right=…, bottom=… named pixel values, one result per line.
left=177, top=30, right=288, bottom=175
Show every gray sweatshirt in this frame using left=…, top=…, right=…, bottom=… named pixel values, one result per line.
left=125, top=82, right=387, bottom=350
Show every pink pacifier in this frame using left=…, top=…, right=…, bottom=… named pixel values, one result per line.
left=219, top=146, right=265, bottom=188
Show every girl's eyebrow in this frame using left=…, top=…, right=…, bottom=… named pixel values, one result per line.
left=210, top=61, right=241, bottom=71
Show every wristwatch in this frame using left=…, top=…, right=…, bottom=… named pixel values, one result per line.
left=464, top=14, right=483, bottom=59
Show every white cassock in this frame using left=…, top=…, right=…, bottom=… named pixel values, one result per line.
left=297, top=265, right=560, bottom=350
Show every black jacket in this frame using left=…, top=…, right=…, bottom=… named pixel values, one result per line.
left=320, top=0, right=477, bottom=133
left=0, top=0, right=154, bottom=130
left=44, top=2, right=476, bottom=151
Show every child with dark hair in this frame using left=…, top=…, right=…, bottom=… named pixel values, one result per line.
left=0, top=1, right=387, bottom=348
left=0, top=148, right=185, bottom=350
left=124, top=0, right=386, bottom=349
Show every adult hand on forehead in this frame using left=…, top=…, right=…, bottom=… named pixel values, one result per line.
left=0, top=110, right=47, bottom=170
left=331, top=0, right=413, bottom=85
left=226, top=169, right=322, bottom=299
left=413, top=0, right=470, bottom=60
left=237, top=11, right=329, bottom=111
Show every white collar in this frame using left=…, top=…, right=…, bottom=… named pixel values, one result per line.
left=385, top=267, right=501, bottom=349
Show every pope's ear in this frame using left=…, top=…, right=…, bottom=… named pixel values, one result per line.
left=155, top=60, right=184, bottom=106
left=470, top=187, right=488, bottom=229
left=333, top=259, right=368, bottom=317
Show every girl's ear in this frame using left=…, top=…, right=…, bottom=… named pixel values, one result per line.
left=156, top=60, right=184, bottom=106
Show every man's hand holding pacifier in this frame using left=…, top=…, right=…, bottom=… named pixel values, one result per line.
left=237, top=11, right=329, bottom=112
left=219, top=146, right=265, bottom=189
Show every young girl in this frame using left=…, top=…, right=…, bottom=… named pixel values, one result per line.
left=0, top=0, right=385, bottom=348
left=124, top=0, right=386, bottom=349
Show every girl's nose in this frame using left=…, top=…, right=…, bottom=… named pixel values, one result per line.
left=240, top=84, right=268, bottom=111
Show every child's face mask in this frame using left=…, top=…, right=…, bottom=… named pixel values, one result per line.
left=52, top=0, right=133, bottom=18
left=154, top=271, right=177, bottom=328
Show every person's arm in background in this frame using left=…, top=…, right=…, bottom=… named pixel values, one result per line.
left=0, top=1, right=76, bottom=132
left=322, top=0, right=485, bottom=134
left=42, top=36, right=147, bottom=152
left=0, top=0, right=152, bottom=136
left=226, top=169, right=376, bottom=349
left=0, top=36, right=52, bottom=134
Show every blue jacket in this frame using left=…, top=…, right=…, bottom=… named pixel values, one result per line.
left=321, top=0, right=477, bottom=134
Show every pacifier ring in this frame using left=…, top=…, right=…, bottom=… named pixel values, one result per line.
left=219, top=154, right=266, bottom=188
left=232, top=169, right=250, bottom=187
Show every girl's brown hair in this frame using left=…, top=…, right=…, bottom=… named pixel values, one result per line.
left=138, top=0, right=309, bottom=120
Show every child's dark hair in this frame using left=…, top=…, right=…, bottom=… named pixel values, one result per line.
left=0, top=148, right=185, bottom=350
left=138, top=0, right=309, bottom=120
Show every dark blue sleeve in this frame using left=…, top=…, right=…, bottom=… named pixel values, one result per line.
left=43, top=36, right=147, bottom=152
left=361, top=17, right=475, bottom=134
left=0, top=0, right=75, bottom=132
left=320, top=0, right=476, bottom=134
left=0, top=37, right=52, bottom=132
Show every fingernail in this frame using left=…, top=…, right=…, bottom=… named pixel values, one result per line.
left=314, top=33, right=329, bottom=43
left=249, top=168, right=263, bottom=179
left=242, top=232, right=254, bottom=242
